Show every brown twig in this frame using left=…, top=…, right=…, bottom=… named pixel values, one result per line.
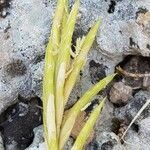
left=116, top=66, right=150, bottom=78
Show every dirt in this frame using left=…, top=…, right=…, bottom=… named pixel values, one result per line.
left=0, top=0, right=11, bottom=18
left=89, top=60, right=107, bottom=84
left=0, top=96, right=42, bottom=150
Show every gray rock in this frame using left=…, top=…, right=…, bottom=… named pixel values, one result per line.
left=92, top=120, right=150, bottom=150
left=0, top=133, right=4, bottom=150
left=25, top=126, right=45, bottom=150
left=113, top=144, right=126, bottom=150
left=114, top=90, right=150, bottom=123
left=112, top=91, right=150, bottom=150
left=0, top=0, right=54, bottom=112
left=25, top=125, right=74, bottom=150
left=77, top=0, right=150, bottom=57
left=95, top=132, right=119, bottom=150
left=122, top=128, right=150, bottom=150
left=109, top=82, right=133, bottom=105
left=139, top=117, right=150, bottom=140
left=110, top=115, right=150, bottom=150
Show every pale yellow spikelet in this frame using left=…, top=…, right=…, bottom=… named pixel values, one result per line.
left=59, top=74, right=116, bottom=149
left=71, top=98, right=106, bottom=150
left=51, top=0, right=66, bottom=52
left=42, top=0, right=66, bottom=149
left=55, top=0, right=80, bottom=136
left=64, top=20, right=101, bottom=105
left=43, top=40, right=58, bottom=149
left=43, top=0, right=116, bottom=150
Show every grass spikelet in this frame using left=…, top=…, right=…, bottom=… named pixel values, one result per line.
left=55, top=0, right=80, bottom=136
left=42, top=0, right=115, bottom=149
left=71, top=98, right=106, bottom=150
left=64, top=20, right=101, bottom=104
left=59, top=74, right=116, bottom=149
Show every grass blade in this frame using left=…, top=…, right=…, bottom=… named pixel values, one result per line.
left=42, top=0, right=66, bottom=148
left=71, top=98, right=106, bottom=150
left=42, top=40, right=57, bottom=149
left=59, top=74, right=116, bottom=149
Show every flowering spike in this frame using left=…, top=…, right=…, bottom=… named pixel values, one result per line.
left=55, top=0, right=80, bottom=136
left=64, top=20, right=101, bottom=104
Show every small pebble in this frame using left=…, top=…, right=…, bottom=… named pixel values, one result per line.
left=1, top=8, right=7, bottom=18
left=109, top=82, right=133, bottom=105
left=0, top=0, right=5, bottom=4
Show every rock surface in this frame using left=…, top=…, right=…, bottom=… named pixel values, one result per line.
left=109, top=82, right=133, bottom=105
left=114, top=90, right=150, bottom=123
left=0, top=0, right=150, bottom=149
left=25, top=126, right=45, bottom=150
left=0, top=0, right=54, bottom=114
left=0, top=0, right=150, bottom=113
left=0, top=133, right=4, bottom=150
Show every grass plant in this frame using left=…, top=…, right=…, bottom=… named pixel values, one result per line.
left=42, top=0, right=116, bottom=149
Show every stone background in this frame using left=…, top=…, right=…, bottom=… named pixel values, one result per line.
left=0, top=0, right=150, bottom=149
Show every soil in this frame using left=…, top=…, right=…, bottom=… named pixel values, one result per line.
left=0, top=0, right=11, bottom=18
left=0, top=96, right=42, bottom=150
